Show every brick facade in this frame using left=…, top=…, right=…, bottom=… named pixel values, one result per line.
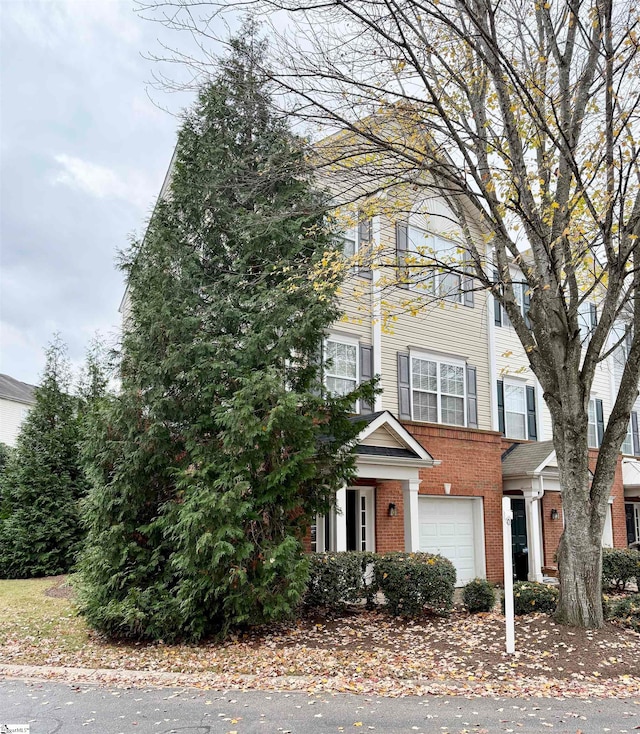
left=403, top=422, right=505, bottom=583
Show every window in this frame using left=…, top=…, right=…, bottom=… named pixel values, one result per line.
left=622, top=424, right=633, bottom=455
left=504, top=382, right=527, bottom=439
left=588, top=399, right=598, bottom=449
left=325, top=338, right=358, bottom=397
left=578, top=302, right=598, bottom=344
left=341, top=218, right=372, bottom=275
left=407, top=227, right=462, bottom=302
left=411, top=354, right=465, bottom=426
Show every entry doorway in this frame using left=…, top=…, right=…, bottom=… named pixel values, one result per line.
left=510, top=498, right=529, bottom=581
left=346, top=487, right=376, bottom=551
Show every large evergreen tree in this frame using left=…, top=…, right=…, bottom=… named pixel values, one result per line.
left=0, top=337, right=88, bottom=578
left=78, top=26, right=373, bottom=642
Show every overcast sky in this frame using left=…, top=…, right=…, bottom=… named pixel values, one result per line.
left=0, top=0, right=223, bottom=386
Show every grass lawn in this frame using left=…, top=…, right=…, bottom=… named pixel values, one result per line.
left=0, top=576, right=639, bottom=697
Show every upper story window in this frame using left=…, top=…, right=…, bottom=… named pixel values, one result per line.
left=411, top=353, right=465, bottom=426
left=497, top=379, right=538, bottom=440
left=578, top=302, right=598, bottom=344
left=587, top=398, right=605, bottom=449
left=341, top=218, right=372, bottom=278
left=407, top=227, right=462, bottom=302
left=493, top=271, right=529, bottom=328
left=622, top=421, right=634, bottom=455
left=325, top=338, right=358, bottom=398
left=504, top=381, right=527, bottom=440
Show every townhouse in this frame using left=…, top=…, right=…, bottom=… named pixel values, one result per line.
left=311, top=184, right=635, bottom=585
left=121, top=157, right=636, bottom=588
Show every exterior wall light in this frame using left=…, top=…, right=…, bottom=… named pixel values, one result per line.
left=388, top=503, right=398, bottom=517
left=550, top=508, right=559, bottom=520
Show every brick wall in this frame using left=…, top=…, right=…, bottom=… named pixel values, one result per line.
left=403, top=422, right=505, bottom=583
left=375, top=481, right=405, bottom=552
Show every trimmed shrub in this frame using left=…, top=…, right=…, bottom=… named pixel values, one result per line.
left=462, top=578, right=496, bottom=613
left=304, top=552, right=376, bottom=609
left=507, top=581, right=559, bottom=615
left=609, top=593, right=640, bottom=631
left=374, top=552, right=456, bottom=617
left=602, top=548, right=640, bottom=591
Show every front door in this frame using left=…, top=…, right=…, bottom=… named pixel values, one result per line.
left=510, top=498, right=529, bottom=581
left=346, top=487, right=375, bottom=551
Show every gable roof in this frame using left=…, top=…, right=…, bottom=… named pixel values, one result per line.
left=501, top=440, right=556, bottom=477
left=0, top=374, right=36, bottom=405
left=351, top=410, right=437, bottom=463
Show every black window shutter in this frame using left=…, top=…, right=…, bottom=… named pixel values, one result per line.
left=462, top=249, right=474, bottom=308
left=526, top=385, right=537, bottom=441
left=466, top=365, right=478, bottom=428
left=493, top=270, right=502, bottom=326
left=396, top=221, right=409, bottom=289
left=596, top=398, right=605, bottom=447
left=358, top=216, right=373, bottom=280
left=523, top=284, right=531, bottom=329
left=359, top=344, right=374, bottom=415
left=632, top=411, right=640, bottom=455
left=590, top=303, right=598, bottom=328
left=397, top=352, right=411, bottom=420
left=497, top=379, right=505, bottom=435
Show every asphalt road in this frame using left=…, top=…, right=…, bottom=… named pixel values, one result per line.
left=0, top=678, right=639, bottom=734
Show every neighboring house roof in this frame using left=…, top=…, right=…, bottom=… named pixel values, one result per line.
left=0, top=374, right=36, bottom=405
left=501, top=440, right=556, bottom=477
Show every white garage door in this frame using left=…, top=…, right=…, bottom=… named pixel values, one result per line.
left=418, top=497, right=479, bottom=586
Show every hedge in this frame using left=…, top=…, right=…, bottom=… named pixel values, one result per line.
left=505, top=581, right=559, bottom=615
left=304, top=552, right=376, bottom=609
left=374, top=552, right=456, bottom=617
left=602, top=548, right=640, bottom=591
left=462, top=578, right=496, bottom=613
left=609, top=593, right=640, bottom=632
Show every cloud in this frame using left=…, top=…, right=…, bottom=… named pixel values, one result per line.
left=51, top=154, right=156, bottom=210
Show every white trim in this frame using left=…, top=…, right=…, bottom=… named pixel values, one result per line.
left=372, top=216, right=383, bottom=412
left=488, top=281, right=499, bottom=432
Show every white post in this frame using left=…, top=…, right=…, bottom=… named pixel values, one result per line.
left=335, top=485, right=347, bottom=552
left=526, top=495, right=544, bottom=582
left=502, top=496, right=515, bottom=654
left=403, top=479, right=421, bottom=552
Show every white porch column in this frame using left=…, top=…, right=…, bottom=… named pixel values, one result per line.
left=525, top=491, right=544, bottom=582
left=403, top=479, right=421, bottom=552
left=335, top=485, right=348, bottom=552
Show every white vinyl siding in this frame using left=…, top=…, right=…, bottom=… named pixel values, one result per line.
left=411, top=354, right=465, bottom=426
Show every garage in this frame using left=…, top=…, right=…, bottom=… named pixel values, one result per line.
left=418, top=497, right=484, bottom=585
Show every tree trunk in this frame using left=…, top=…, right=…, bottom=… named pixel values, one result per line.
left=556, top=530, right=604, bottom=628
left=553, top=418, right=607, bottom=628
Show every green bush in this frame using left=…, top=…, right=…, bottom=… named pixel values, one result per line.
left=374, top=552, right=456, bottom=617
left=304, top=552, right=376, bottom=609
left=462, top=578, right=496, bottom=613
left=506, top=581, right=559, bottom=615
left=609, top=593, right=640, bottom=631
left=602, top=548, right=640, bottom=591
